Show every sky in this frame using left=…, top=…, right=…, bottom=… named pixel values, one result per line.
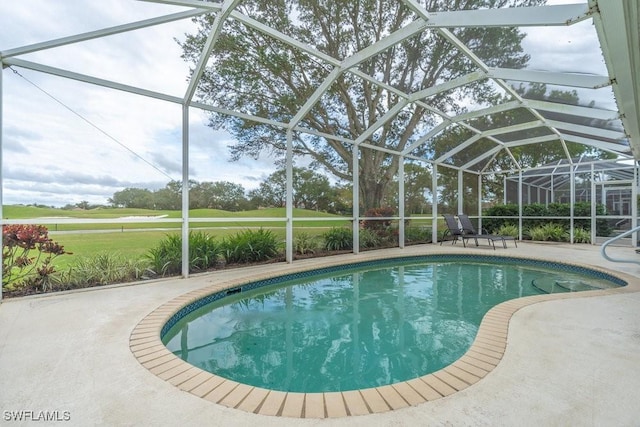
left=0, top=0, right=613, bottom=207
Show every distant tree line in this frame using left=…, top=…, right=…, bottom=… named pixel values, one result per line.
left=107, top=167, right=361, bottom=214
left=105, top=164, right=440, bottom=214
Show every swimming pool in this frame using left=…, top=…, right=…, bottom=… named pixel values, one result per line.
left=160, top=255, right=624, bottom=394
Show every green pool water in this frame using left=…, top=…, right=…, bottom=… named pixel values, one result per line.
left=162, top=259, right=619, bottom=393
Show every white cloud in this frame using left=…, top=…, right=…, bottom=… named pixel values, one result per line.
left=1, top=1, right=280, bottom=207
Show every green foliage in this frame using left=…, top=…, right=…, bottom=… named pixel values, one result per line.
left=359, top=228, right=382, bottom=249
left=248, top=167, right=334, bottom=211
left=484, top=202, right=612, bottom=237
left=222, top=228, right=281, bottom=264
left=294, top=232, right=318, bottom=255
left=2, top=224, right=70, bottom=292
left=496, top=224, right=519, bottom=238
left=189, top=232, right=223, bottom=271
left=146, top=234, right=182, bottom=276
left=56, top=253, right=150, bottom=289
left=572, top=227, right=591, bottom=244
left=526, top=223, right=568, bottom=242
left=362, top=207, right=395, bottom=231
left=146, top=231, right=222, bottom=276
left=404, top=226, right=431, bottom=244
left=322, top=227, right=353, bottom=251
left=483, top=204, right=519, bottom=232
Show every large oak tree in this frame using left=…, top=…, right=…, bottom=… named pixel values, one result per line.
left=180, top=0, right=545, bottom=210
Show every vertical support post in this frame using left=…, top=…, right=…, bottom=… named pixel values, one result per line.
left=398, top=156, right=405, bottom=249
left=181, top=105, right=190, bottom=278
left=432, top=163, right=438, bottom=244
left=632, top=165, right=638, bottom=248
left=550, top=174, right=555, bottom=203
left=591, top=163, right=596, bottom=245
left=0, top=65, right=3, bottom=302
left=477, top=173, right=483, bottom=232
left=457, top=169, right=463, bottom=215
left=569, top=167, right=575, bottom=244
left=518, top=171, right=523, bottom=241
left=352, top=144, right=359, bottom=254
left=503, top=175, right=507, bottom=204
left=285, top=130, right=293, bottom=263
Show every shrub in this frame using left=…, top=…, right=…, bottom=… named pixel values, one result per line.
left=496, top=224, right=519, bottom=238
left=56, top=252, right=150, bottom=289
left=146, top=234, right=182, bottom=276
left=359, top=228, right=382, bottom=249
left=484, top=202, right=611, bottom=237
left=526, top=223, right=568, bottom=242
left=572, top=227, right=591, bottom=244
left=404, top=226, right=431, bottom=244
left=2, top=224, right=70, bottom=292
left=323, top=227, right=353, bottom=251
left=146, top=231, right=221, bottom=276
left=189, top=231, right=223, bottom=271
left=362, top=207, right=395, bottom=231
left=222, top=228, right=281, bottom=264
left=483, top=204, right=519, bottom=232
left=294, top=232, right=318, bottom=255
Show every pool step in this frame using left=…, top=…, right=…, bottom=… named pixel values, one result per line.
left=531, top=278, right=601, bottom=294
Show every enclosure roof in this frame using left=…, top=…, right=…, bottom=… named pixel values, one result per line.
left=505, top=157, right=637, bottom=190
left=1, top=0, right=639, bottom=175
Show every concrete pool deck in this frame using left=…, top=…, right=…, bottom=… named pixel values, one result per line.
left=1, top=242, right=639, bottom=426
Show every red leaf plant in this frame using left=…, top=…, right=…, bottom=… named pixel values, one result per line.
left=2, top=224, right=70, bottom=293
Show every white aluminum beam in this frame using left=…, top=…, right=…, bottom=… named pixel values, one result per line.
left=232, top=12, right=341, bottom=67
left=354, top=100, right=409, bottom=145
left=288, top=67, right=342, bottom=128
left=482, top=120, right=544, bottom=137
left=410, top=70, right=485, bottom=102
left=559, top=133, right=631, bottom=154
left=289, top=18, right=429, bottom=128
left=594, top=0, right=640, bottom=158
left=4, top=58, right=183, bottom=104
left=183, top=0, right=241, bottom=104
left=434, top=120, right=542, bottom=163
left=460, top=134, right=558, bottom=170
left=291, top=126, right=355, bottom=145
left=340, top=19, right=428, bottom=71
left=449, top=101, right=522, bottom=124
left=191, top=101, right=289, bottom=128
left=545, top=119, right=626, bottom=141
left=1, top=9, right=207, bottom=58
left=486, top=67, right=611, bottom=90
left=402, top=121, right=450, bottom=155
left=434, top=134, right=483, bottom=163
left=524, top=99, right=620, bottom=121
left=137, top=0, right=222, bottom=9
left=419, top=4, right=591, bottom=28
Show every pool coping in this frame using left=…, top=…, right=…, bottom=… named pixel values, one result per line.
left=129, top=250, right=640, bottom=418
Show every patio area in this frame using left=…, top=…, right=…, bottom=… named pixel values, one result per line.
left=1, top=242, right=639, bottom=426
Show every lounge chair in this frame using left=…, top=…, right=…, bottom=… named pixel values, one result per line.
left=440, top=214, right=472, bottom=247
left=457, top=213, right=517, bottom=249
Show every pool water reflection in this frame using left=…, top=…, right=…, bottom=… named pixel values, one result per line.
left=162, top=259, right=618, bottom=393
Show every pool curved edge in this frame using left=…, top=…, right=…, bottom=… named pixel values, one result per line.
left=129, top=251, right=638, bottom=418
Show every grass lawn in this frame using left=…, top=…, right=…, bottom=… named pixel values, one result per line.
left=4, top=205, right=437, bottom=270
left=50, top=227, right=337, bottom=269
